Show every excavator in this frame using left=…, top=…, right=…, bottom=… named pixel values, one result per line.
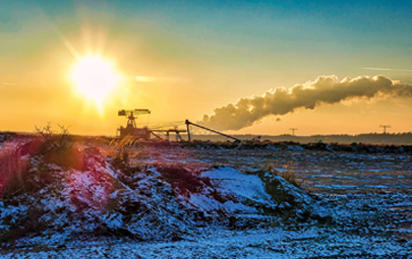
left=117, top=109, right=239, bottom=143
left=117, top=109, right=151, bottom=139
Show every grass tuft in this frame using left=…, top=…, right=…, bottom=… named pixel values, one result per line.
left=257, top=161, right=304, bottom=188
left=0, top=145, right=31, bottom=197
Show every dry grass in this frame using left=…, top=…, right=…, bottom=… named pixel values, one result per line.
left=258, top=161, right=304, bottom=188
left=0, top=123, right=76, bottom=198
left=109, top=136, right=138, bottom=164
left=0, top=144, right=31, bottom=197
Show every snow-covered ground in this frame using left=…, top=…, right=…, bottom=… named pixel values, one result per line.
left=1, top=141, right=412, bottom=258
left=2, top=227, right=411, bottom=258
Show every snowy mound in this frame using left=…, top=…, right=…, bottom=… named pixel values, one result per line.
left=0, top=140, right=330, bottom=245
left=200, top=167, right=330, bottom=223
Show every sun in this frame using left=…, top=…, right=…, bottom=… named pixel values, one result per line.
left=71, top=56, right=119, bottom=108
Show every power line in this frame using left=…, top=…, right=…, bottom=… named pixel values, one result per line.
left=379, top=125, right=391, bottom=134
left=289, top=128, right=298, bottom=136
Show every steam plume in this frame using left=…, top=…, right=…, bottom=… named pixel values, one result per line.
left=201, top=75, right=412, bottom=131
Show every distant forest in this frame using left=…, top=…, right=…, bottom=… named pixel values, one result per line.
left=190, top=132, right=412, bottom=145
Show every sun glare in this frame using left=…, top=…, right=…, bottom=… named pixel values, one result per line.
left=72, top=56, right=119, bottom=108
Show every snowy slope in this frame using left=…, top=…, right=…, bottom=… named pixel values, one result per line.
left=0, top=140, right=329, bottom=248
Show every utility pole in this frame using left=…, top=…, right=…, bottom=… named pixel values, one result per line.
left=379, top=125, right=391, bottom=134
left=289, top=128, right=298, bottom=136
left=186, top=121, right=191, bottom=142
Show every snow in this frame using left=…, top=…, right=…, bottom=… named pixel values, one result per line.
left=2, top=227, right=411, bottom=258
left=314, top=184, right=358, bottom=189
left=202, top=167, right=275, bottom=208
left=1, top=140, right=412, bottom=257
left=286, top=145, right=305, bottom=151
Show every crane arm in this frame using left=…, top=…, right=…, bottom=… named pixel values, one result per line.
left=185, top=120, right=241, bottom=142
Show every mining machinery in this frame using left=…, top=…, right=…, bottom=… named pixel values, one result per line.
left=117, top=109, right=187, bottom=141
left=185, top=120, right=241, bottom=143
left=117, top=109, right=151, bottom=138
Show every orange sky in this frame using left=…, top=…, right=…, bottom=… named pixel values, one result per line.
left=1, top=1, right=412, bottom=136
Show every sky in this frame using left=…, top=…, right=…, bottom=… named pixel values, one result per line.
left=1, top=0, right=411, bottom=136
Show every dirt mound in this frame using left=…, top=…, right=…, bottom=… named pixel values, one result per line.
left=0, top=140, right=330, bottom=246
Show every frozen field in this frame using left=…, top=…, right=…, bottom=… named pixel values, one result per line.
left=2, top=227, right=411, bottom=258
left=141, top=146, right=412, bottom=235
left=1, top=142, right=412, bottom=258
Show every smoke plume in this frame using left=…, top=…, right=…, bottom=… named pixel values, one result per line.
left=201, top=75, right=412, bottom=131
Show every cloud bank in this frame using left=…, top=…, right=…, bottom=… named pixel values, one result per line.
left=200, top=75, right=412, bottom=131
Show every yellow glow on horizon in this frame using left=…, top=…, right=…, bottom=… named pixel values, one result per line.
left=71, top=56, right=119, bottom=112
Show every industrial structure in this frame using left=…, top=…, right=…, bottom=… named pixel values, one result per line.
left=117, top=109, right=151, bottom=139
left=184, top=120, right=241, bottom=143
left=117, top=109, right=186, bottom=141
left=117, top=109, right=243, bottom=143
left=117, top=108, right=244, bottom=143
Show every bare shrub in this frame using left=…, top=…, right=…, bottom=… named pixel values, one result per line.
left=34, top=123, right=83, bottom=170
left=34, top=122, right=70, bottom=150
